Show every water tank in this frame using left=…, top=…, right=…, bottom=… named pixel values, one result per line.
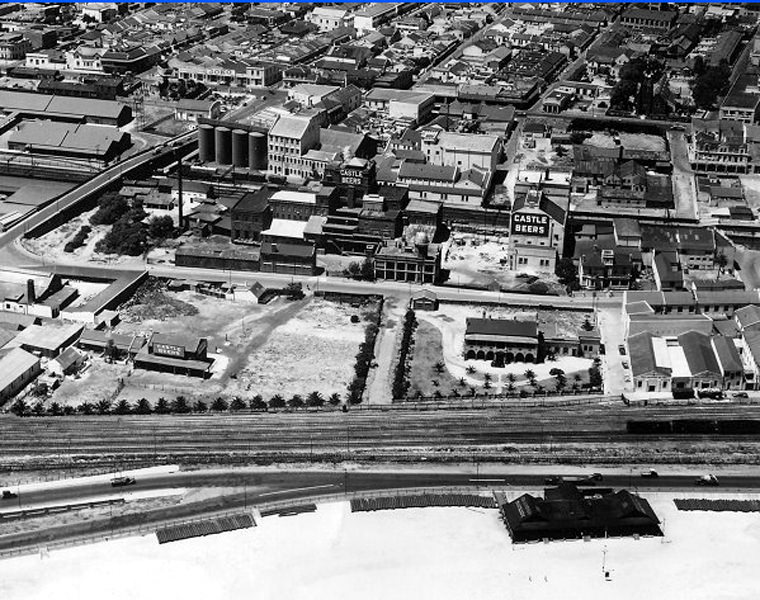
left=232, top=129, right=249, bottom=168
left=198, top=124, right=215, bottom=162
left=248, top=131, right=267, bottom=171
left=214, top=126, right=232, bottom=165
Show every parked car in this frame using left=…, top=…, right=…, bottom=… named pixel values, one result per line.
left=1, top=490, right=17, bottom=500
left=695, top=474, right=719, bottom=486
left=618, top=345, right=626, bottom=355
left=640, top=469, right=659, bottom=478
left=622, top=361, right=629, bottom=369
left=733, top=392, right=749, bottom=399
left=110, top=476, right=136, bottom=488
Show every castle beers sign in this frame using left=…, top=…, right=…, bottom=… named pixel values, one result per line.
left=512, top=212, right=549, bottom=237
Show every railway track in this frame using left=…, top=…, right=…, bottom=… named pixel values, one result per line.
left=2, top=406, right=760, bottom=460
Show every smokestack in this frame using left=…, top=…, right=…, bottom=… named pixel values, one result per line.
left=26, top=279, right=35, bottom=305
left=177, top=156, right=183, bottom=230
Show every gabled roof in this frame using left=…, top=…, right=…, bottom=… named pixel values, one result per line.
left=678, top=331, right=721, bottom=376
left=712, top=335, right=742, bottom=373
left=465, top=318, right=537, bottom=339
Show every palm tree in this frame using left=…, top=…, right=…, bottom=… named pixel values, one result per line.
left=484, top=372, right=493, bottom=383
left=524, top=369, right=536, bottom=383
left=135, top=398, right=152, bottom=414
left=468, top=386, right=477, bottom=397
left=10, top=398, right=29, bottom=417
left=249, top=395, right=267, bottom=410
left=211, top=397, right=229, bottom=412
left=288, top=394, right=304, bottom=409
left=96, top=399, right=111, bottom=415
left=466, top=365, right=476, bottom=375
left=269, top=394, right=286, bottom=409
left=155, top=397, right=171, bottom=414
left=172, top=396, right=191, bottom=413
left=193, top=399, right=208, bottom=413
left=484, top=380, right=492, bottom=390
left=114, top=399, right=132, bottom=415
left=431, top=379, right=440, bottom=387
left=458, top=377, right=467, bottom=387
left=450, top=388, right=460, bottom=398
left=77, top=401, right=95, bottom=416
left=306, top=391, right=324, bottom=407
left=433, top=361, right=445, bottom=374
left=507, top=373, right=516, bottom=384
left=506, top=382, right=516, bottom=393
left=328, top=392, right=342, bottom=406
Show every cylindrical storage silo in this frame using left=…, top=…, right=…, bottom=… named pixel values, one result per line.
left=248, top=131, right=267, bottom=171
left=198, top=124, right=215, bottom=162
left=232, top=129, right=249, bottom=168
left=214, top=126, right=232, bottom=165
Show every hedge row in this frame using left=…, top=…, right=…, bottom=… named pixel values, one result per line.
left=392, top=308, right=416, bottom=399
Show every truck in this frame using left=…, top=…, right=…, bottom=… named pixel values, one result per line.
left=640, top=469, right=659, bottom=478
left=545, top=473, right=603, bottom=486
left=1, top=489, right=18, bottom=500
left=694, top=474, right=719, bottom=486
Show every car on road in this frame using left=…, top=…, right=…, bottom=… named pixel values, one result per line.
left=695, top=474, right=719, bottom=486
left=1, top=489, right=17, bottom=500
left=733, top=392, right=749, bottom=399
left=640, top=469, right=659, bottom=478
left=618, top=345, right=626, bottom=355
left=111, top=476, right=136, bottom=487
left=622, top=361, right=629, bottom=369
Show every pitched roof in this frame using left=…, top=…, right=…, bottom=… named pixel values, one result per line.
left=465, top=318, right=538, bottom=339
left=398, top=161, right=457, bottom=182
left=678, top=331, right=721, bottom=376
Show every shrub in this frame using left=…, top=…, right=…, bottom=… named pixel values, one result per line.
left=64, top=225, right=92, bottom=253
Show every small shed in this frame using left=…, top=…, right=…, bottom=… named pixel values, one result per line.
left=50, top=347, right=86, bottom=377
left=410, top=289, right=438, bottom=311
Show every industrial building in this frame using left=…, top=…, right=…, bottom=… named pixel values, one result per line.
left=134, top=333, right=213, bottom=378
left=0, top=90, right=132, bottom=126
left=7, top=121, right=131, bottom=162
left=501, top=483, right=662, bottom=543
left=0, top=347, right=41, bottom=403
left=197, top=121, right=267, bottom=171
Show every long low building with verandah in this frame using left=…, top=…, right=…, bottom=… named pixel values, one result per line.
left=464, top=318, right=539, bottom=364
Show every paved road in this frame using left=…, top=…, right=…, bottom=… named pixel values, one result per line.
left=667, top=129, right=699, bottom=222
left=2, top=467, right=756, bottom=514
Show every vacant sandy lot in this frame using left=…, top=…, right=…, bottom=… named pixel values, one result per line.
left=54, top=293, right=377, bottom=407
left=225, top=297, right=376, bottom=400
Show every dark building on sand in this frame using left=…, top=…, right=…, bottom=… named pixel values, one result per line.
left=501, top=483, right=662, bottom=543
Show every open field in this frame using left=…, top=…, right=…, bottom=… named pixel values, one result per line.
left=2, top=492, right=760, bottom=600
left=49, top=290, right=376, bottom=407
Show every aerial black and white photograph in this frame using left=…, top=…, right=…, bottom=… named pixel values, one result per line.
left=0, top=1, right=759, bottom=598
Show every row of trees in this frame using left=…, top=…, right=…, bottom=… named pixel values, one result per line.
left=346, top=302, right=383, bottom=404
left=393, top=309, right=417, bottom=399
left=9, top=392, right=346, bottom=417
